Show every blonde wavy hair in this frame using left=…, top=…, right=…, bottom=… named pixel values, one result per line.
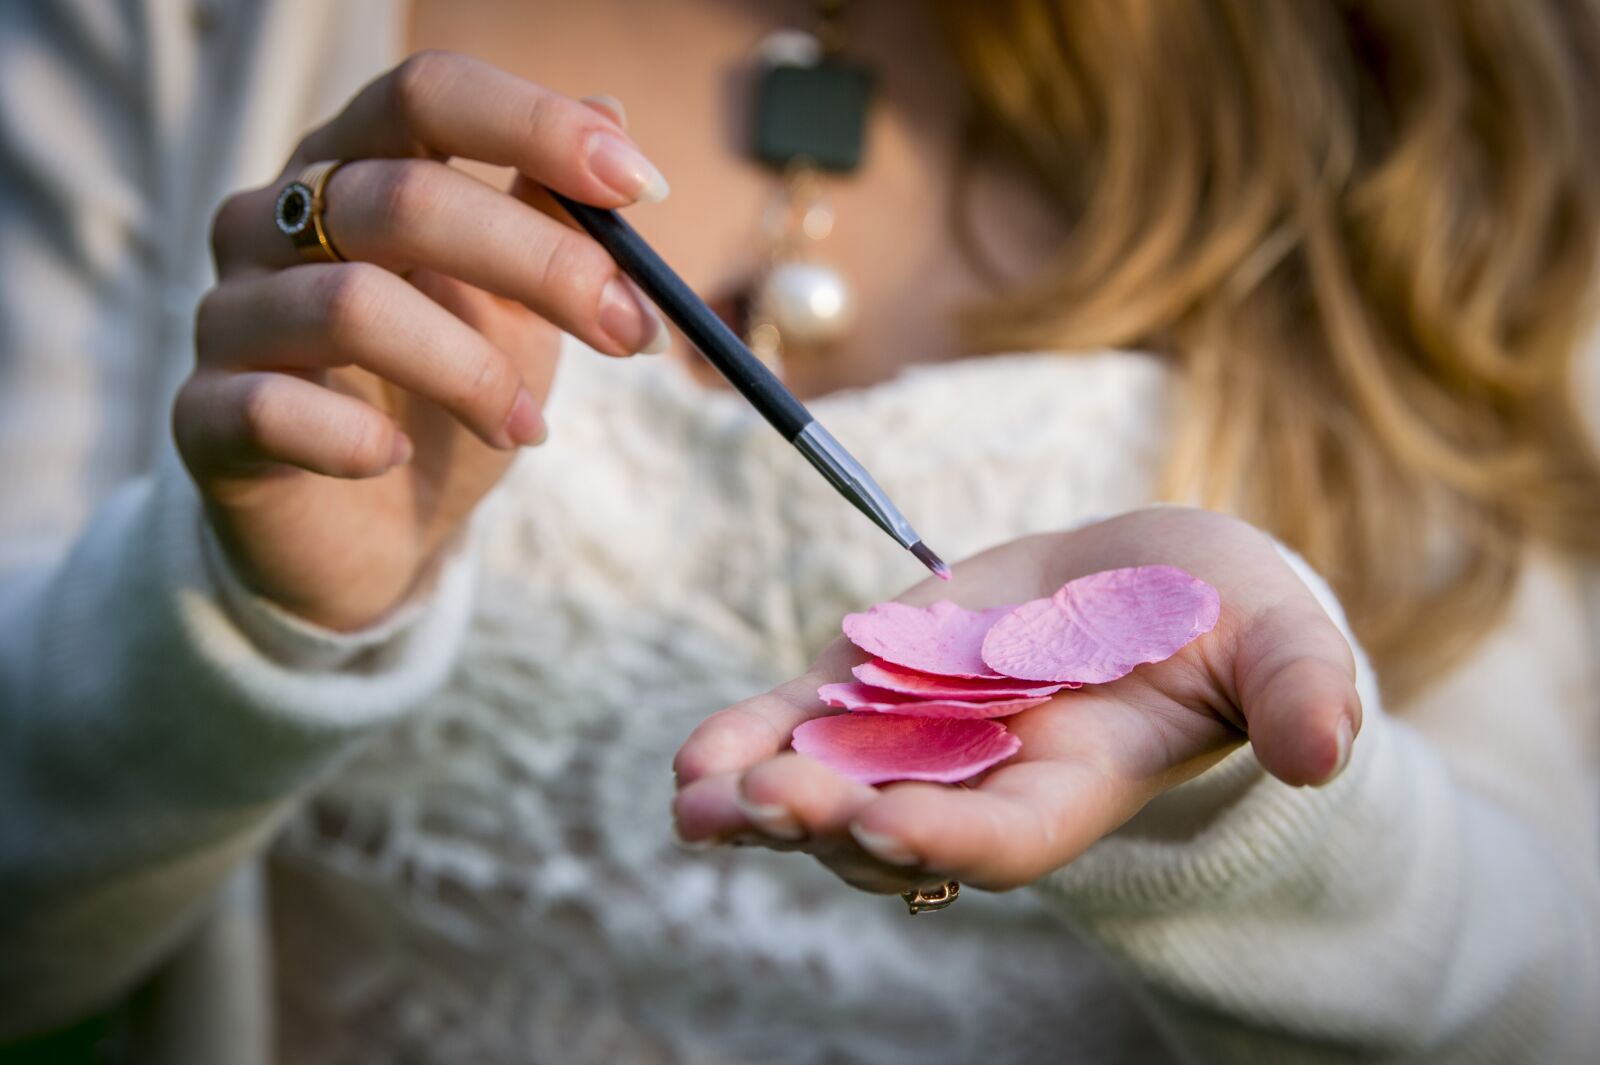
left=938, top=0, right=1600, bottom=703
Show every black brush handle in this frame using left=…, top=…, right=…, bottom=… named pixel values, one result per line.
left=552, top=192, right=812, bottom=441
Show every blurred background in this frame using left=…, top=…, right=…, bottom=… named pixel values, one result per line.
left=3, top=1, right=1599, bottom=1062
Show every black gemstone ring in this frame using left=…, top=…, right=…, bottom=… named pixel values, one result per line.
left=275, top=160, right=346, bottom=263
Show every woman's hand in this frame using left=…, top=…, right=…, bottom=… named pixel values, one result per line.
left=174, top=53, right=668, bottom=629
left=672, top=508, right=1364, bottom=895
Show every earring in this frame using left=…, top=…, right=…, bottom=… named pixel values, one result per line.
left=710, top=3, right=873, bottom=376
left=748, top=163, right=855, bottom=366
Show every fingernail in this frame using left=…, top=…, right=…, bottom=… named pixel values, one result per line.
left=638, top=314, right=670, bottom=355
left=502, top=387, right=545, bottom=447
left=670, top=824, right=716, bottom=854
left=630, top=280, right=671, bottom=354
left=849, top=823, right=920, bottom=867
left=1328, top=715, right=1354, bottom=782
left=581, top=93, right=628, bottom=130
left=734, top=795, right=805, bottom=841
left=389, top=432, right=413, bottom=468
left=585, top=131, right=670, bottom=203
left=599, top=276, right=667, bottom=354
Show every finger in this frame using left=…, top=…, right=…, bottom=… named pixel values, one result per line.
left=406, top=268, right=561, bottom=409
left=671, top=689, right=815, bottom=789
left=174, top=369, right=408, bottom=481
left=524, top=95, right=624, bottom=230
left=297, top=51, right=668, bottom=206
left=674, top=762, right=938, bottom=896
left=1232, top=599, right=1362, bottom=787
left=846, top=758, right=1141, bottom=892
left=807, top=847, right=955, bottom=897
left=215, top=160, right=666, bottom=357
left=503, top=173, right=676, bottom=357
left=735, top=754, right=878, bottom=841
left=672, top=772, right=752, bottom=844
left=508, top=171, right=594, bottom=247
left=673, top=639, right=864, bottom=786
left=197, top=264, right=544, bottom=449
left=580, top=94, right=627, bottom=129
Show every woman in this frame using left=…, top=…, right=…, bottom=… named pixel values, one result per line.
left=1, top=0, right=1596, bottom=1062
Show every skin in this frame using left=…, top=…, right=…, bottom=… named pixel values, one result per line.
left=176, top=54, right=670, bottom=630
left=672, top=508, right=1364, bottom=897
left=178, top=0, right=1054, bottom=631
left=408, top=0, right=1068, bottom=397
left=174, top=3, right=1361, bottom=897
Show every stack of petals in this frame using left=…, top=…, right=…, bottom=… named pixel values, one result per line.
left=791, top=566, right=1220, bottom=785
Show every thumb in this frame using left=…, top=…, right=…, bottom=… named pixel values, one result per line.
left=580, top=94, right=629, bottom=130
left=1232, top=599, right=1363, bottom=787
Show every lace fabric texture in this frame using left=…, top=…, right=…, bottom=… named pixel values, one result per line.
left=271, top=349, right=1176, bottom=1064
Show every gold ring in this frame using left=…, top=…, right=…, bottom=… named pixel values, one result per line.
left=902, top=880, right=960, bottom=916
left=274, top=160, right=347, bottom=263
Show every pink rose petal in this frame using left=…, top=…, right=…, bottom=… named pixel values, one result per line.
left=791, top=714, right=1022, bottom=785
left=852, top=658, right=1073, bottom=699
left=842, top=601, right=1013, bottom=679
left=980, top=565, right=1220, bottom=683
left=817, top=681, right=1051, bottom=720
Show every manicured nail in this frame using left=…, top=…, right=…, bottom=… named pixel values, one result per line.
left=581, top=93, right=628, bottom=130
left=633, top=283, right=671, bottom=354
left=627, top=278, right=670, bottom=354
left=1327, top=715, right=1354, bottom=782
left=388, top=432, right=414, bottom=469
left=670, top=824, right=717, bottom=853
left=585, top=131, right=669, bottom=203
left=734, top=795, right=805, bottom=841
left=599, top=276, right=666, bottom=354
left=849, top=823, right=920, bottom=867
left=502, top=387, right=545, bottom=447
left=640, top=318, right=670, bottom=354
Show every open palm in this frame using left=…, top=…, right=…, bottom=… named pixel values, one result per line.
left=673, top=508, right=1362, bottom=895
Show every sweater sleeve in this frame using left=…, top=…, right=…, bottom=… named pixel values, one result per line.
left=0, top=0, right=434, bottom=1038
left=0, top=452, right=479, bottom=1038
left=1034, top=546, right=1600, bottom=1063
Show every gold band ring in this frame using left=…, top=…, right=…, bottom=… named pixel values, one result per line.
left=902, top=880, right=960, bottom=916
left=274, top=160, right=347, bottom=263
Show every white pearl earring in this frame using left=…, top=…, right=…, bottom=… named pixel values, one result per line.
left=758, top=260, right=856, bottom=346
left=744, top=162, right=856, bottom=367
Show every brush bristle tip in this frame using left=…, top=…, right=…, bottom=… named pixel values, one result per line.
left=910, top=541, right=952, bottom=582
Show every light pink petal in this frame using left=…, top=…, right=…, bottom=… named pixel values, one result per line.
left=817, top=680, right=1050, bottom=720
left=841, top=601, right=1013, bottom=679
left=852, top=658, right=1073, bottom=699
left=981, top=565, right=1220, bottom=683
left=791, top=714, right=1022, bottom=785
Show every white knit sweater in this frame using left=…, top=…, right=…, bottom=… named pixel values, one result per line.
left=2, top=3, right=1597, bottom=1063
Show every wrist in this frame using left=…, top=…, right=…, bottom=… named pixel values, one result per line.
left=200, top=514, right=472, bottom=667
left=201, top=505, right=455, bottom=634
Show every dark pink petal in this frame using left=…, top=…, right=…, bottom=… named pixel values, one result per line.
left=817, top=681, right=913, bottom=709
left=981, top=565, right=1220, bottom=684
left=852, top=658, right=1073, bottom=699
left=841, top=601, right=1013, bottom=679
left=817, top=681, right=1050, bottom=720
left=791, top=714, right=1022, bottom=785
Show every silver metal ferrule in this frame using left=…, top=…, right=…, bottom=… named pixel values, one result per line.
left=792, top=422, right=921, bottom=550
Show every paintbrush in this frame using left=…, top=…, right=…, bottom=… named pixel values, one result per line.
left=552, top=192, right=949, bottom=581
